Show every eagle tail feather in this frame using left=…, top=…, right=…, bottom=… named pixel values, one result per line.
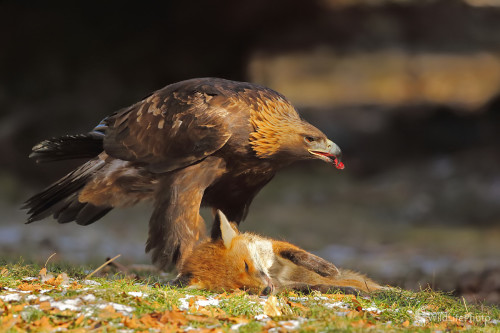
left=29, top=134, right=103, bottom=163
left=23, top=158, right=112, bottom=225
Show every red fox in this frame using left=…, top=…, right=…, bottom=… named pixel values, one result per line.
left=171, top=211, right=383, bottom=295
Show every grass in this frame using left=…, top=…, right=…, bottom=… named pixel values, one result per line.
left=0, top=260, right=498, bottom=332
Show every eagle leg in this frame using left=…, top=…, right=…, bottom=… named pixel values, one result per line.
left=146, top=156, right=226, bottom=271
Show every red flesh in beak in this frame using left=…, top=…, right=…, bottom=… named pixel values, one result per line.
left=312, top=151, right=345, bottom=170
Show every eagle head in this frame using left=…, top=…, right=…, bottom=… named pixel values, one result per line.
left=249, top=97, right=344, bottom=169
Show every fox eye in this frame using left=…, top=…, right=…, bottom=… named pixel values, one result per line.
left=304, top=136, right=315, bottom=143
left=244, top=261, right=249, bottom=272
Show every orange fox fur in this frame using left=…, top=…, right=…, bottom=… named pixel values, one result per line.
left=172, top=211, right=383, bottom=295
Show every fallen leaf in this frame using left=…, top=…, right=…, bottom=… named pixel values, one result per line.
left=402, top=320, right=410, bottom=327
left=10, top=303, right=26, bottom=312
left=31, top=316, right=53, bottom=330
left=39, top=267, right=55, bottom=283
left=18, top=282, right=42, bottom=292
left=351, top=298, right=363, bottom=312
left=74, top=315, right=85, bottom=326
left=123, top=316, right=142, bottom=329
left=195, top=306, right=226, bottom=317
left=1, top=314, right=19, bottom=330
left=287, top=300, right=308, bottom=311
left=226, top=316, right=250, bottom=324
left=140, top=314, right=162, bottom=328
left=39, top=301, right=52, bottom=311
left=159, top=310, right=189, bottom=326
left=45, top=274, right=67, bottom=286
left=263, top=295, right=281, bottom=317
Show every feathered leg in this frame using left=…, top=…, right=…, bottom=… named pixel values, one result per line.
left=146, top=156, right=226, bottom=270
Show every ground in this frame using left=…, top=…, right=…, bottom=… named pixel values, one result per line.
left=0, top=262, right=498, bottom=332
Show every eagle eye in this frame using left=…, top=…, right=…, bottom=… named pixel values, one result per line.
left=304, top=136, right=316, bottom=143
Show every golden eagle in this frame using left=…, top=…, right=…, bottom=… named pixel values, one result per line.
left=24, top=78, right=343, bottom=269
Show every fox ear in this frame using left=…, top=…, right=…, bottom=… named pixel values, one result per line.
left=213, top=210, right=237, bottom=249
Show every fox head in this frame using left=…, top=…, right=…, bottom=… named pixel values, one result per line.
left=171, top=210, right=275, bottom=295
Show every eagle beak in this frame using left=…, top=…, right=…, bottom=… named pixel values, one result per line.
left=308, top=139, right=344, bottom=170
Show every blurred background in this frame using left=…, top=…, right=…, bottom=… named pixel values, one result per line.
left=1, top=0, right=499, bottom=304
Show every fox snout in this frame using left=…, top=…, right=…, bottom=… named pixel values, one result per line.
left=260, top=272, right=274, bottom=295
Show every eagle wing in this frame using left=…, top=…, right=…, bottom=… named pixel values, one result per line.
left=103, top=80, right=232, bottom=173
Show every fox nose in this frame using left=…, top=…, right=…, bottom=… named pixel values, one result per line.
left=260, top=274, right=274, bottom=295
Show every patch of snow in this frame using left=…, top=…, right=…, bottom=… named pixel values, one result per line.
left=5, top=287, right=30, bottom=294
left=254, top=314, right=269, bottom=321
left=414, top=315, right=428, bottom=326
left=363, top=306, right=382, bottom=314
left=288, top=296, right=308, bottom=302
left=38, top=295, right=52, bottom=302
left=81, top=294, right=97, bottom=302
left=51, top=298, right=81, bottom=311
left=22, top=277, right=37, bottom=281
left=96, top=302, right=135, bottom=314
left=83, top=280, right=101, bottom=286
left=177, top=295, right=194, bottom=310
left=278, top=319, right=303, bottom=330
left=231, top=323, right=247, bottom=330
left=127, top=291, right=147, bottom=298
left=0, top=293, right=22, bottom=302
left=196, top=297, right=220, bottom=307
left=323, top=301, right=350, bottom=309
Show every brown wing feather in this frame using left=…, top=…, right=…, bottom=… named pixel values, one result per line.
left=103, top=79, right=232, bottom=173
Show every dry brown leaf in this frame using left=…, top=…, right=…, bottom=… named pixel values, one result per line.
left=347, top=310, right=361, bottom=319
left=45, top=273, right=69, bottom=287
left=18, top=282, right=42, bottom=292
left=140, top=314, right=162, bottom=328
left=69, top=281, right=83, bottom=290
left=10, top=303, right=26, bottom=312
left=226, top=316, right=250, bottom=324
left=123, top=316, right=142, bottom=329
left=402, top=320, right=410, bottom=327
left=263, top=295, right=282, bottom=317
left=39, top=301, right=52, bottom=311
left=262, top=321, right=277, bottom=330
left=74, top=315, right=85, bottom=326
left=98, top=305, right=122, bottom=320
left=185, top=314, right=219, bottom=324
left=39, top=267, right=55, bottom=283
left=159, top=310, right=189, bottom=326
left=287, top=300, right=308, bottom=310
left=1, top=314, right=19, bottom=329
left=351, top=298, right=363, bottom=312
left=0, top=268, right=8, bottom=276
left=31, top=316, right=53, bottom=330
left=195, top=306, right=226, bottom=317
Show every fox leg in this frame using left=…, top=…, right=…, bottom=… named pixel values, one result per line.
left=272, top=241, right=340, bottom=277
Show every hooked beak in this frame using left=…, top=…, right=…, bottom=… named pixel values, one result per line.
left=308, top=139, right=344, bottom=170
